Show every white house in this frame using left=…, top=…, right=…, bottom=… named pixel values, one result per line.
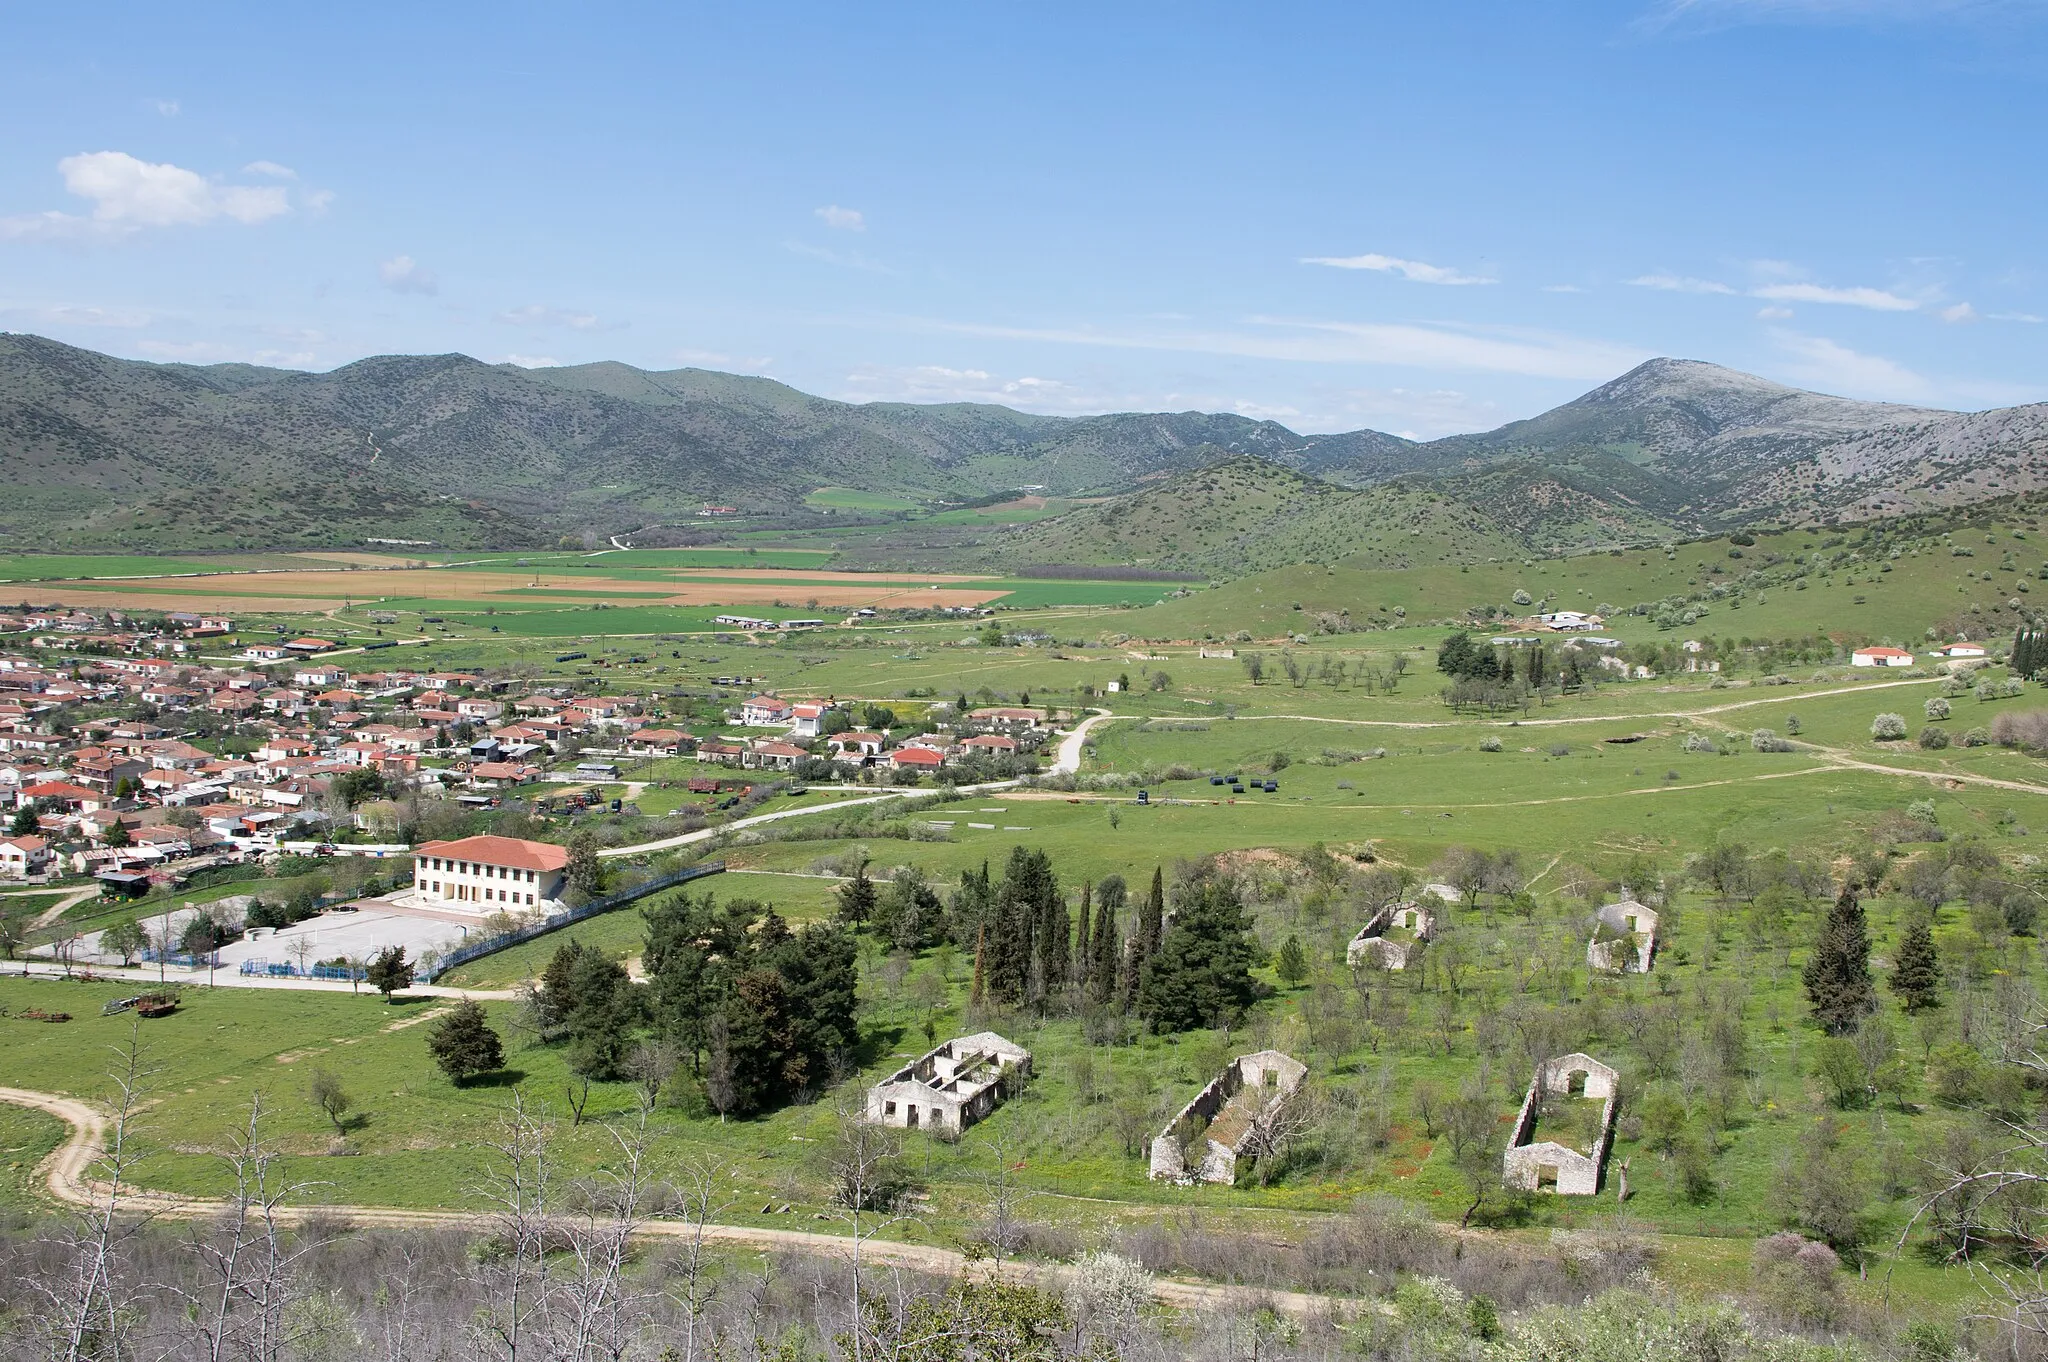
left=740, top=695, right=793, bottom=727
left=1931, top=642, right=1988, bottom=659
left=413, top=835, right=569, bottom=913
left=1852, top=646, right=1914, bottom=668
left=0, top=834, right=52, bottom=879
left=789, top=702, right=832, bottom=737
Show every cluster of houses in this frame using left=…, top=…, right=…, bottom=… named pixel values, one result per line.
left=701, top=697, right=1056, bottom=775
left=0, top=613, right=670, bottom=884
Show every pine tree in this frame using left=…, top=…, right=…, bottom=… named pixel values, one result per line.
left=427, top=999, right=505, bottom=1084
left=1804, top=885, right=1876, bottom=1035
left=1890, top=915, right=1941, bottom=1012
left=1276, top=933, right=1309, bottom=988
left=835, top=857, right=877, bottom=930
left=1137, top=873, right=1264, bottom=1033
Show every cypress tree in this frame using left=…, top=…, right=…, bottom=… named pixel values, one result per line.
left=970, top=924, right=986, bottom=1009
left=1138, top=867, right=1165, bottom=960
left=1804, top=885, right=1876, bottom=1035
left=1074, top=881, right=1093, bottom=990
left=1890, top=914, right=1941, bottom=1012
left=1092, top=875, right=1126, bottom=1007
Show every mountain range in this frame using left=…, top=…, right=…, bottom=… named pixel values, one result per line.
left=0, top=333, right=2042, bottom=556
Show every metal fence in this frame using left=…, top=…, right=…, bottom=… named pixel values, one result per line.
left=238, top=960, right=368, bottom=981
left=419, top=861, right=725, bottom=982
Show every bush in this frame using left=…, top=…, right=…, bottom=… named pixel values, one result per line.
left=1683, top=734, right=1716, bottom=754
left=1918, top=726, right=1950, bottom=750
left=1961, top=726, right=1991, bottom=747
left=1991, top=709, right=2048, bottom=749
left=1870, top=713, right=1908, bottom=741
left=1924, top=696, right=1951, bottom=721
left=1478, top=736, right=1503, bottom=753
left=1751, top=728, right=1793, bottom=752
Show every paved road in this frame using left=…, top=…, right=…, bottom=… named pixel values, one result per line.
left=0, top=1083, right=1356, bottom=1319
left=598, top=710, right=1113, bottom=860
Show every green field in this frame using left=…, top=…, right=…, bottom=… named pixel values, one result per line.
left=804, top=486, right=924, bottom=513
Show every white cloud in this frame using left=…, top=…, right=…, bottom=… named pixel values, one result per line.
left=917, top=314, right=1647, bottom=382
left=499, top=354, right=562, bottom=368
left=152, top=99, right=180, bottom=117
left=1756, top=305, right=1794, bottom=319
left=1770, top=330, right=1933, bottom=402
left=1751, top=281, right=1920, bottom=311
left=785, top=240, right=891, bottom=273
left=814, top=204, right=865, bottom=231
left=498, top=304, right=605, bottom=330
left=242, top=161, right=297, bottom=180
left=1645, top=0, right=2010, bottom=31
left=0, top=303, right=151, bottom=328
left=303, top=188, right=336, bottom=215
left=1990, top=311, right=2045, bottom=323
left=1541, top=284, right=1586, bottom=293
left=0, top=151, right=292, bottom=241
left=1628, top=273, right=1737, bottom=294
left=1301, top=253, right=1495, bottom=285
left=1939, top=301, right=1979, bottom=323
left=378, top=255, right=438, bottom=295
left=135, top=339, right=314, bottom=367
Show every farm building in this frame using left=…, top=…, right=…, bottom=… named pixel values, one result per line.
left=1346, top=899, right=1437, bottom=970
left=1502, top=1053, right=1620, bottom=1196
left=1149, top=1050, right=1307, bottom=1186
left=865, top=1032, right=1031, bottom=1133
left=1586, top=896, right=1658, bottom=974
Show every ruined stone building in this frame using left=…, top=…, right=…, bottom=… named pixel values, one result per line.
left=1585, top=896, right=1658, bottom=974
left=1346, top=899, right=1437, bottom=971
left=1149, top=1049, right=1307, bottom=1185
left=865, top=1032, right=1031, bottom=1133
left=1503, top=1052, right=1619, bottom=1196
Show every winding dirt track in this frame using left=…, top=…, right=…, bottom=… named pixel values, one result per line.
left=0, top=1086, right=1352, bottom=1319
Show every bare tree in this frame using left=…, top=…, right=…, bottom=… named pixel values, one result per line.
left=662, top=1155, right=738, bottom=1362
left=468, top=1092, right=554, bottom=1362
left=173, top=1093, right=329, bottom=1362
left=29, top=1021, right=155, bottom=1362
left=549, top=1113, right=654, bottom=1362
left=1239, top=1081, right=1324, bottom=1187
left=821, top=1098, right=914, bottom=1362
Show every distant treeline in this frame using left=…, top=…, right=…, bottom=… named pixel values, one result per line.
left=1015, top=562, right=1206, bottom=582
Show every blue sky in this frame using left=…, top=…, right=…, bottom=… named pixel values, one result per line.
left=4, top=1, right=2046, bottom=438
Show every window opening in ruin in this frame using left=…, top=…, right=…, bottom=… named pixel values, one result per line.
left=1567, top=1070, right=1587, bottom=1097
left=1538, top=1164, right=1560, bottom=1189
left=907, top=1106, right=920, bottom=1128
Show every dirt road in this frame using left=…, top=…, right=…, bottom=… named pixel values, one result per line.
left=0, top=1084, right=1354, bottom=1319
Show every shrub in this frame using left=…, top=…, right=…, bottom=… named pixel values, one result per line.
left=1548, top=743, right=1570, bottom=758
left=1478, top=736, right=1503, bottom=753
left=1751, top=728, right=1793, bottom=752
left=1683, top=734, right=1716, bottom=754
left=1961, top=726, right=1991, bottom=747
left=1870, top=713, right=1908, bottom=741
left=1924, top=696, right=1951, bottom=721
left=1918, top=726, right=1950, bottom=750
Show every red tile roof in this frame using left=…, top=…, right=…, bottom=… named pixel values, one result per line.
left=417, top=834, right=571, bottom=873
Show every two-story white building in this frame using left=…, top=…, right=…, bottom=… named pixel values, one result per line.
left=413, top=835, right=570, bottom=913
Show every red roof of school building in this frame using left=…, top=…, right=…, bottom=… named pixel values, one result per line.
left=416, top=834, right=571, bottom=873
